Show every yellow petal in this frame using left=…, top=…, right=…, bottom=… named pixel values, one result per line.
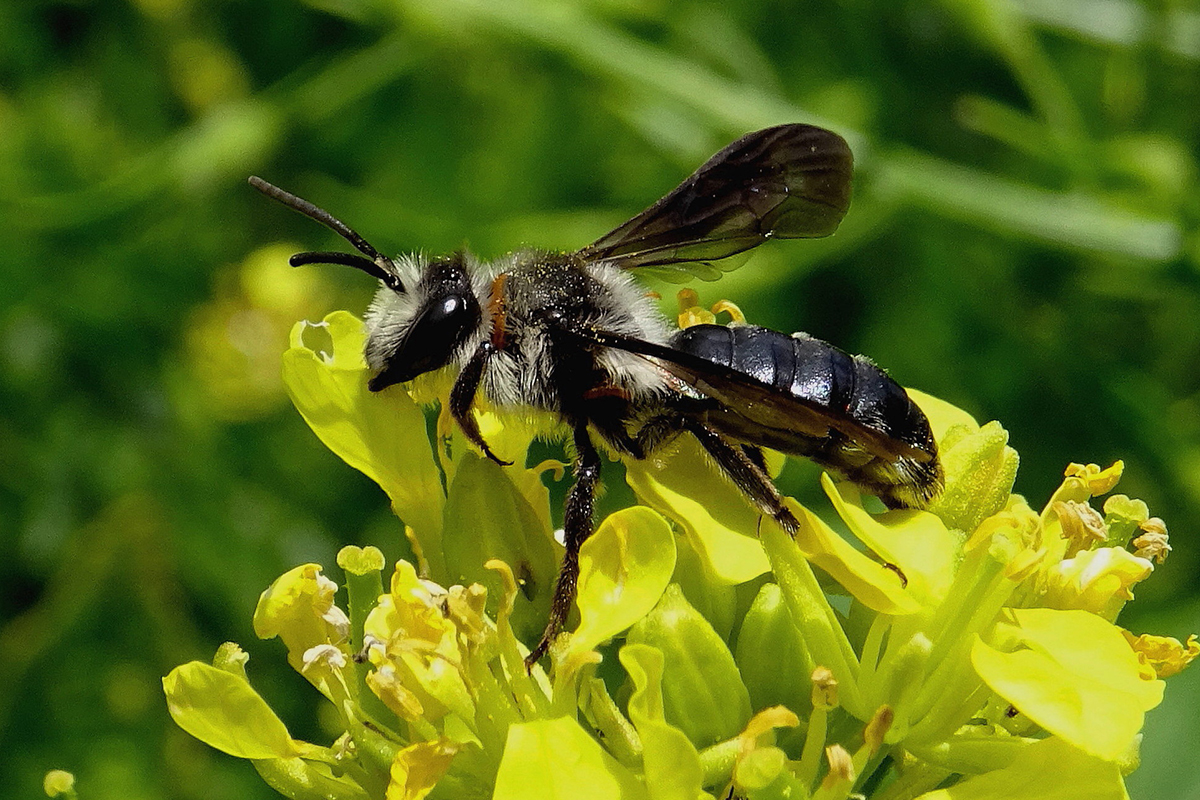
left=1042, top=548, right=1153, bottom=618
left=493, top=717, right=649, bottom=800
left=253, top=563, right=349, bottom=691
left=163, top=661, right=299, bottom=760
left=386, top=739, right=460, bottom=800
left=282, top=311, right=444, bottom=563
left=907, top=389, right=980, bottom=442
left=1064, top=461, right=1125, bottom=497
left=625, top=437, right=769, bottom=584
left=822, top=475, right=960, bottom=606
left=972, top=609, right=1164, bottom=760
left=786, top=497, right=921, bottom=615
left=568, top=507, right=677, bottom=657
left=915, top=736, right=1128, bottom=800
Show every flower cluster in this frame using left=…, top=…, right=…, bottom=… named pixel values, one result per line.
left=163, top=307, right=1195, bottom=800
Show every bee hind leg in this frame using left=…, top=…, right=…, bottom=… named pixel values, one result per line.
left=682, top=420, right=799, bottom=536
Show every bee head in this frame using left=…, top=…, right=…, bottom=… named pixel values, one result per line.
left=363, top=252, right=481, bottom=391
left=247, top=177, right=483, bottom=392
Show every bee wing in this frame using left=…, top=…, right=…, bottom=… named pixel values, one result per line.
left=578, top=124, right=853, bottom=279
left=573, top=326, right=929, bottom=463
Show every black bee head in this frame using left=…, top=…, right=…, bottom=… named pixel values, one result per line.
left=365, top=252, right=481, bottom=391
left=245, top=178, right=482, bottom=392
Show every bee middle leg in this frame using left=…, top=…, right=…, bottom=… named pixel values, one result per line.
left=525, top=420, right=602, bottom=668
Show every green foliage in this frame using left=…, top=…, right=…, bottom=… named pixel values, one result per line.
left=3, top=1, right=1199, bottom=798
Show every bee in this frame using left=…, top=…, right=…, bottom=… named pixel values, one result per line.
left=250, top=124, right=941, bottom=665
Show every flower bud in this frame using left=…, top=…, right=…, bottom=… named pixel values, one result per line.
left=626, top=584, right=752, bottom=748
left=735, top=583, right=815, bottom=715
left=929, top=421, right=1019, bottom=535
left=42, top=771, right=75, bottom=798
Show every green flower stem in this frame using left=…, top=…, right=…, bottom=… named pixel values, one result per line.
left=581, top=677, right=643, bottom=769
left=903, top=545, right=1012, bottom=725
left=697, top=737, right=742, bottom=789
left=252, top=757, right=372, bottom=800
left=404, top=716, right=442, bottom=748
left=462, top=645, right=521, bottom=762
left=907, top=560, right=1016, bottom=728
left=493, top=618, right=552, bottom=724
left=345, top=716, right=401, bottom=777
left=858, top=612, right=892, bottom=689
left=905, top=670, right=990, bottom=748
left=761, top=525, right=864, bottom=716
left=336, top=547, right=395, bottom=730
left=796, top=703, right=830, bottom=789
left=866, top=632, right=930, bottom=737
left=872, top=761, right=952, bottom=800
left=338, top=548, right=385, bottom=641
left=332, top=729, right=392, bottom=800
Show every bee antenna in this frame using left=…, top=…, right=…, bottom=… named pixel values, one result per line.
left=248, top=176, right=404, bottom=292
left=286, top=251, right=402, bottom=290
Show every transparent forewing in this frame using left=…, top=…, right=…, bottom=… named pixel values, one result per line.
left=580, top=124, right=853, bottom=277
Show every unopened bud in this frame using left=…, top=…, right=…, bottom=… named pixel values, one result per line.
left=43, top=771, right=75, bottom=798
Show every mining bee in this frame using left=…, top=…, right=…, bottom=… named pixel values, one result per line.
left=250, top=124, right=942, bottom=665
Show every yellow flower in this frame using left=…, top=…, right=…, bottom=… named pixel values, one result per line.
left=972, top=608, right=1164, bottom=761
left=1042, top=547, right=1153, bottom=619
left=1064, top=461, right=1125, bottom=496
left=169, top=309, right=1199, bottom=799
left=363, top=560, right=473, bottom=724
left=253, top=563, right=352, bottom=700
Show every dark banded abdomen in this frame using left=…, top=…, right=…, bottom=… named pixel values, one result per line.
left=669, top=324, right=941, bottom=508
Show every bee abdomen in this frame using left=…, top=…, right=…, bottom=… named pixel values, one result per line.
left=670, top=323, right=941, bottom=508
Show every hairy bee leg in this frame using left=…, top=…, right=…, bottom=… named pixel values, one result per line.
left=449, top=342, right=513, bottom=467
left=630, top=410, right=686, bottom=454
left=741, top=444, right=768, bottom=475
left=525, top=421, right=602, bottom=668
left=684, top=420, right=800, bottom=535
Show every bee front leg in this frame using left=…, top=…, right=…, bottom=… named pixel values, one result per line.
left=449, top=341, right=513, bottom=466
left=525, top=420, right=601, bottom=668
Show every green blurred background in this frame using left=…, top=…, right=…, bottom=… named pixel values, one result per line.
left=2, top=0, right=1198, bottom=797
